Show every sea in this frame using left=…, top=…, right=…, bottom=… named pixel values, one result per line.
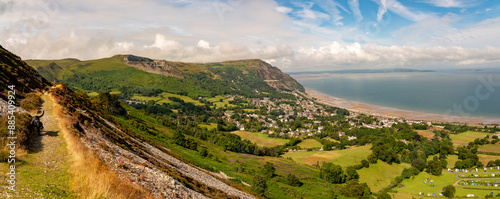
left=294, top=68, right=500, bottom=118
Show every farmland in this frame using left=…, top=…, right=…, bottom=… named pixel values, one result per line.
left=230, top=131, right=289, bottom=147
left=282, top=145, right=372, bottom=167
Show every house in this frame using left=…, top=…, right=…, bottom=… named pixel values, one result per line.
left=338, top=131, right=346, bottom=137
left=347, top=136, right=357, bottom=141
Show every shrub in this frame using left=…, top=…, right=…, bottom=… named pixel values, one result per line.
left=0, top=150, right=9, bottom=162
left=252, top=175, right=267, bottom=196
left=20, top=93, right=42, bottom=111
left=320, top=162, right=345, bottom=184
left=0, top=113, right=34, bottom=149
left=284, top=173, right=303, bottom=187
left=442, top=185, right=455, bottom=198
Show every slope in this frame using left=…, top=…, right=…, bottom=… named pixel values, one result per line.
left=25, top=55, right=304, bottom=99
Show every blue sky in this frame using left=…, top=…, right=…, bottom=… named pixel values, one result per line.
left=1, top=0, right=500, bottom=71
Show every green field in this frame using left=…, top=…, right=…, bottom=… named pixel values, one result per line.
left=397, top=170, right=457, bottom=197
left=198, top=123, right=217, bottom=131
left=478, top=144, right=500, bottom=154
left=478, top=154, right=500, bottom=165
left=449, top=131, right=492, bottom=147
left=231, top=131, right=289, bottom=147
left=282, top=145, right=372, bottom=167
left=358, top=161, right=411, bottom=193
left=206, top=96, right=237, bottom=108
left=427, top=154, right=459, bottom=169
left=297, top=139, right=323, bottom=149
left=129, top=92, right=205, bottom=105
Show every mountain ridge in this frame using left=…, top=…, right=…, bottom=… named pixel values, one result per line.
left=25, top=55, right=305, bottom=96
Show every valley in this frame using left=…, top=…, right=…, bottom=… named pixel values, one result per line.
left=0, top=46, right=499, bottom=198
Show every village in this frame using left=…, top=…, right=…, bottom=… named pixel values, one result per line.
left=223, top=95, right=427, bottom=143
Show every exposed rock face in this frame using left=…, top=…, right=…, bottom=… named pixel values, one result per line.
left=73, top=108, right=255, bottom=199
left=248, top=59, right=304, bottom=92
left=124, top=55, right=184, bottom=78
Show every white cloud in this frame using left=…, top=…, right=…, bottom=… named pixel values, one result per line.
left=419, top=0, right=476, bottom=8
left=348, top=0, right=362, bottom=23
left=275, top=6, right=292, bottom=14
left=372, top=0, right=431, bottom=22
left=197, top=40, right=211, bottom=49
left=313, top=0, right=348, bottom=26
left=284, top=43, right=500, bottom=71
left=393, top=14, right=459, bottom=46
left=1, top=0, right=499, bottom=73
left=427, top=16, right=500, bottom=48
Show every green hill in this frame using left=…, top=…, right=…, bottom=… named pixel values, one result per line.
left=25, top=55, right=304, bottom=99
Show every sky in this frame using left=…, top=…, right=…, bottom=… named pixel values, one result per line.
left=1, top=0, right=500, bottom=72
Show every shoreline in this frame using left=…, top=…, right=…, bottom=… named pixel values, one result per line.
left=306, top=89, right=500, bottom=125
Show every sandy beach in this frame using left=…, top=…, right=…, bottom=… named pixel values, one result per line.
left=306, top=89, right=500, bottom=125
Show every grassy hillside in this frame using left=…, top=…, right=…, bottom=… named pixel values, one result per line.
left=25, top=55, right=303, bottom=100
left=116, top=104, right=339, bottom=199
left=0, top=45, right=52, bottom=98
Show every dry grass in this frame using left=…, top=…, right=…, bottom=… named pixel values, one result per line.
left=416, top=130, right=435, bottom=140
left=52, top=95, right=151, bottom=199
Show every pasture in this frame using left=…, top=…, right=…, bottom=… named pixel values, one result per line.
left=416, top=130, right=436, bottom=140
left=449, top=131, right=491, bottom=147
left=231, top=131, right=289, bottom=147
left=358, top=161, right=411, bottom=193
left=297, top=139, right=323, bottom=149
left=478, top=144, right=500, bottom=154
left=282, top=145, right=372, bottom=167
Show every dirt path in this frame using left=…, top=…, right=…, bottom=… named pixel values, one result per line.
left=4, top=94, right=75, bottom=198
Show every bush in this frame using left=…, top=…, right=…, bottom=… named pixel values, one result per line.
left=262, top=162, right=276, bottom=179
left=0, top=113, right=34, bottom=149
left=20, top=93, right=42, bottom=111
left=378, top=192, right=392, bottom=199
left=284, top=173, right=303, bottom=187
left=320, top=162, right=345, bottom=184
left=0, top=150, right=9, bottom=162
left=339, top=180, right=371, bottom=198
left=252, top=175, right=267, bottom=196
left=442, top=185, right=455, bottom=198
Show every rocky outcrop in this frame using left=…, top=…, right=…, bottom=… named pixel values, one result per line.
left=248, top=59, right=305, bottom=92
left=124, top=55, right=184, bottom=78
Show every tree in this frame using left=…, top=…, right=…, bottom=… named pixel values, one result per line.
left=252, top=175, right=267, bottom=196
left=427, top=157, right=443, bottom=175
left=198, top=146, right=208, bottom=157
left=262, top=162, right=276, bottom=179
left=339, top=180, right=371, bottom=198
left=346, top=167, right=359, bottom=180
left=378, top=192, right=392, bottom=199
left=320, top=162, right=345, bottom=184
left=94, top=92, right=127, bottom=116
left=285, top=173, right=303, bottom=187
left=455, top=160, right=464, bottom=169
left=412, top=158, right=427, bottom=172
left=487, top=160, right=495, bottom=167
left=476, top=161, right=484, bottom=168
left=361, top=159, right=370, bottom=168
left=442, top=185, right=455, bottom=198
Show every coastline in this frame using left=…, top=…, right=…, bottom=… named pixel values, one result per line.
left=306, top=89, right=500, bottom=125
